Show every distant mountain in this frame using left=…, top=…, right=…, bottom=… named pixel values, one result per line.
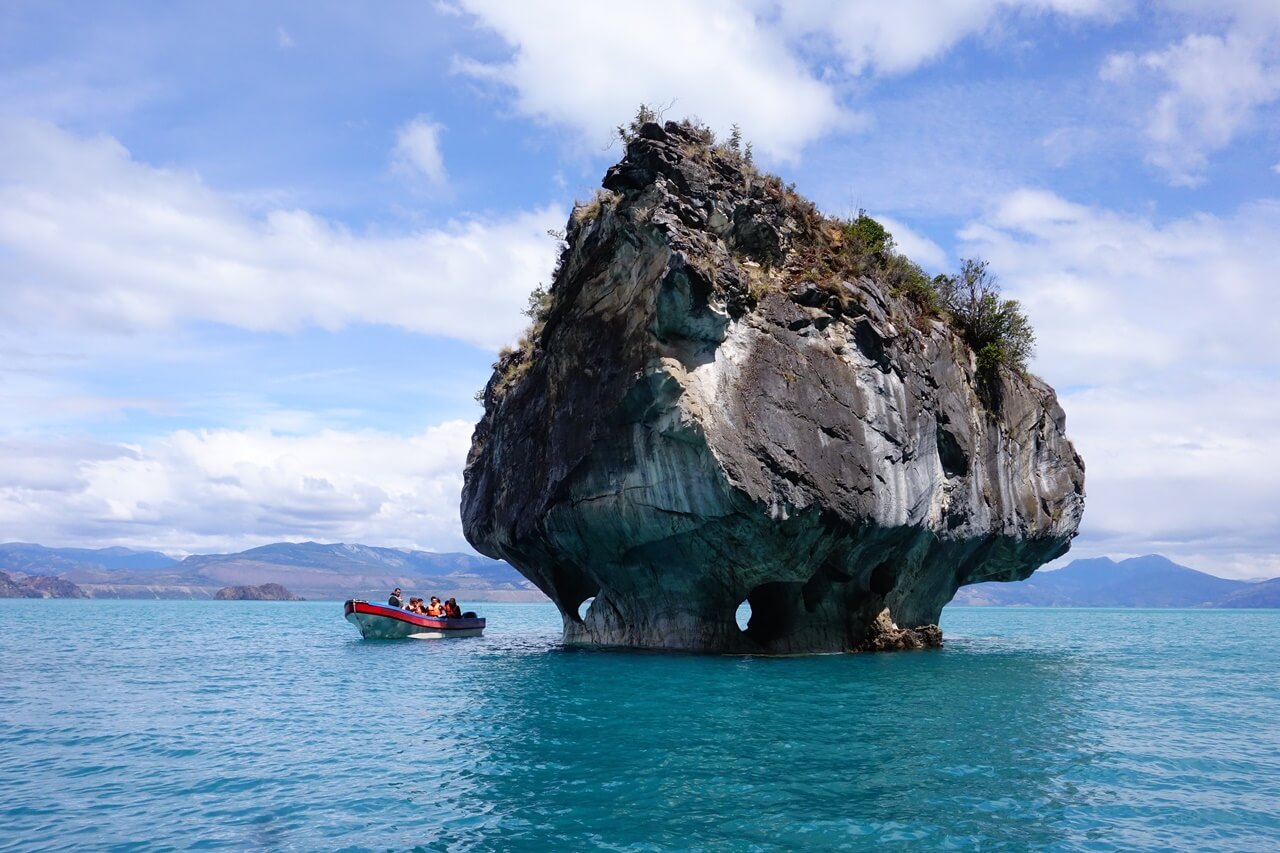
left=0, top=543, right=179, bottom=573
left=1214, top=577, right=1280, bottom=608
left=2, top=540, right=544, bottom=601
left=951, top=555, right=1266, bottom=608
left=182, top=541, right=509, bottom=579
left=6, top=541, right=1275, bottom=607
left=171, top=541, right=537, bottom=600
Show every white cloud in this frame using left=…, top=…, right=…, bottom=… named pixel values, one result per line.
left=0, top=119, right=561, bottom=349
left=450, top=1, right=1122, bottom=161
left=961, top=189, right=1280, bottom=383
left=959, top=189, right=1280, bottom=576
left=1101, top=8, right=1280, bottom=185
left=774, top=0, right=1122, bottom=76
left=0, top=421, right=476, bottom=555
left=276, top=27, right=295, bottom=49
left=1056, top=375, right=1280, bottom=578
left=876, top=214, right=949, bottom=270
left=452, top=0, right=847, bottom=160
left=392, top=116, right=448, bottom=186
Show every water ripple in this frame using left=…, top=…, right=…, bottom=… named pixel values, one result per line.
left=0, top=602, right=1277, bottom=850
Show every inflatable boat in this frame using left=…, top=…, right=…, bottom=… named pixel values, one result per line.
left=343, top=600, right=485, bottom=639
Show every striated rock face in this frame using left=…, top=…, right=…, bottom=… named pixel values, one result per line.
left=462, top=121, right=1085, bottom=654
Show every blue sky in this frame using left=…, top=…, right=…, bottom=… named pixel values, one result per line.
left=1, top=1, right=1278, bottom=577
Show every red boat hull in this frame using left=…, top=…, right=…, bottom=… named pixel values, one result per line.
left=343, top=600, right=485, bottom=639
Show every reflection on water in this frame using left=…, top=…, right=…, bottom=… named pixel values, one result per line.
left=460, top=639, right=1094, bottom=850
left=0, top=601, right=1276, bottom=851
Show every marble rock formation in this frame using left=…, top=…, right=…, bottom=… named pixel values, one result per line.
left=462, top=121, right=1085, bottom=654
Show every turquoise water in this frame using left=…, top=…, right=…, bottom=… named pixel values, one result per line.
left=1, top=602, right=1277, bottom=851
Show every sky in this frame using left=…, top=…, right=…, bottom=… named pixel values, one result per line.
left=1, top=1, right=1278, bottom=578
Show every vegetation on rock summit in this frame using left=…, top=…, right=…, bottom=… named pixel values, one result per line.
left=485, top=107, right=1036, bottom=404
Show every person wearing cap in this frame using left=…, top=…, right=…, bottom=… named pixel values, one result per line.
left=388, top=588, right=403, bottom=608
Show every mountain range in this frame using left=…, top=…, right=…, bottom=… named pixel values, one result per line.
left=0, top=541, right=543, bottom=602
left=2, top=544, right=1277, bottom=607
left=951, top=555, right=1280, bottom=608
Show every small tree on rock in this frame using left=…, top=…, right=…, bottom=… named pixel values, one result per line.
left=844, top=211, right=894, bottom=256
left=616, top=103, right=661, bottom=143
left=728, top=123, right=742, bottom=154
left=936, top=259, right=1035, bottom=375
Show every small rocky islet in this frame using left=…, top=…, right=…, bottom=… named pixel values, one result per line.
left=213, top=583, right=303, bottom=601
left=462, top=118, right=1086, bottom=654
left=0, top=569, right=87, bottom=598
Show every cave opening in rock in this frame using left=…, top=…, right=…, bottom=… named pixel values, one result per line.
left=551, top=563, right=599, bottom=624
left=577, top=597, right=596, bottom=622
left=869, top=562, right=897, bottom=596
left=935, top=422, right=970, bottom=479
left=739, top=582, right=794, bottom=645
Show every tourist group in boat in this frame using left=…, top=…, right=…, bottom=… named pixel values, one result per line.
left=344, top=587, right=484, bottom=640
left=386, top=587, right=463, bottom=618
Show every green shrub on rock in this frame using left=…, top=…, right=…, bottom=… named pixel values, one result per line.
left=843, top=212, right=894, bottom=256
left=936, top=259, right=1035, bottom=375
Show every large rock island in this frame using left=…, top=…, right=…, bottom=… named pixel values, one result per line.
left=462, top=120, right=1085, bottom=653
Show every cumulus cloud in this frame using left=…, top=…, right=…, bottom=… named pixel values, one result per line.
left=1055, top=376, right=1280, bottom=577
left=451, top=0, right=847, bottom=159
left=450, top=0, right=1119, bottom=160
left=876, top=214, right=949, bottom=270
left=0, top=119, right=561, bottom=349
left=1103, top=32, right=1280, bottom=185
left=959, top=189, right=1280, bottom=576
left=1100, top=1, right=1280, bottom=185
left=392, top=115, right=448, bottom=185
left=0, top=421, right=476, bottom=555
left=961, top=189, right=1280, bottom=382
left=773, top=0, right=1122, bottom=76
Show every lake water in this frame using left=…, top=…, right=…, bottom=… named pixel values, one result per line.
left=1, top=601, right=1277, bottom=851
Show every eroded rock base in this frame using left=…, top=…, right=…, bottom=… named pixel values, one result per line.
left=852, top=608, right=944, bottom=652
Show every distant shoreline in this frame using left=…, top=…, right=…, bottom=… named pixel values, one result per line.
left=5, top=543, right=1276, bottom=608
left=4, top=600, right=1277, bottom=612
left=0, top=595, right=552, bottom=604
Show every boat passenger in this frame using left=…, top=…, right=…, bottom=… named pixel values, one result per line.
left=408, top=597, right=425, bottom=614
left=444, top=598, right=462, bottom=619
left=426, top=596, right=445, bottom=617
left=388, top=588, right=403, bottom=608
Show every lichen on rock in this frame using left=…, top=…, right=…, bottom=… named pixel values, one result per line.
left=462, top=120, right=1086, bottom=654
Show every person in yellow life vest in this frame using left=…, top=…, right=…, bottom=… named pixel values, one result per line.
left=425, top=596, right=445, bottom=617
